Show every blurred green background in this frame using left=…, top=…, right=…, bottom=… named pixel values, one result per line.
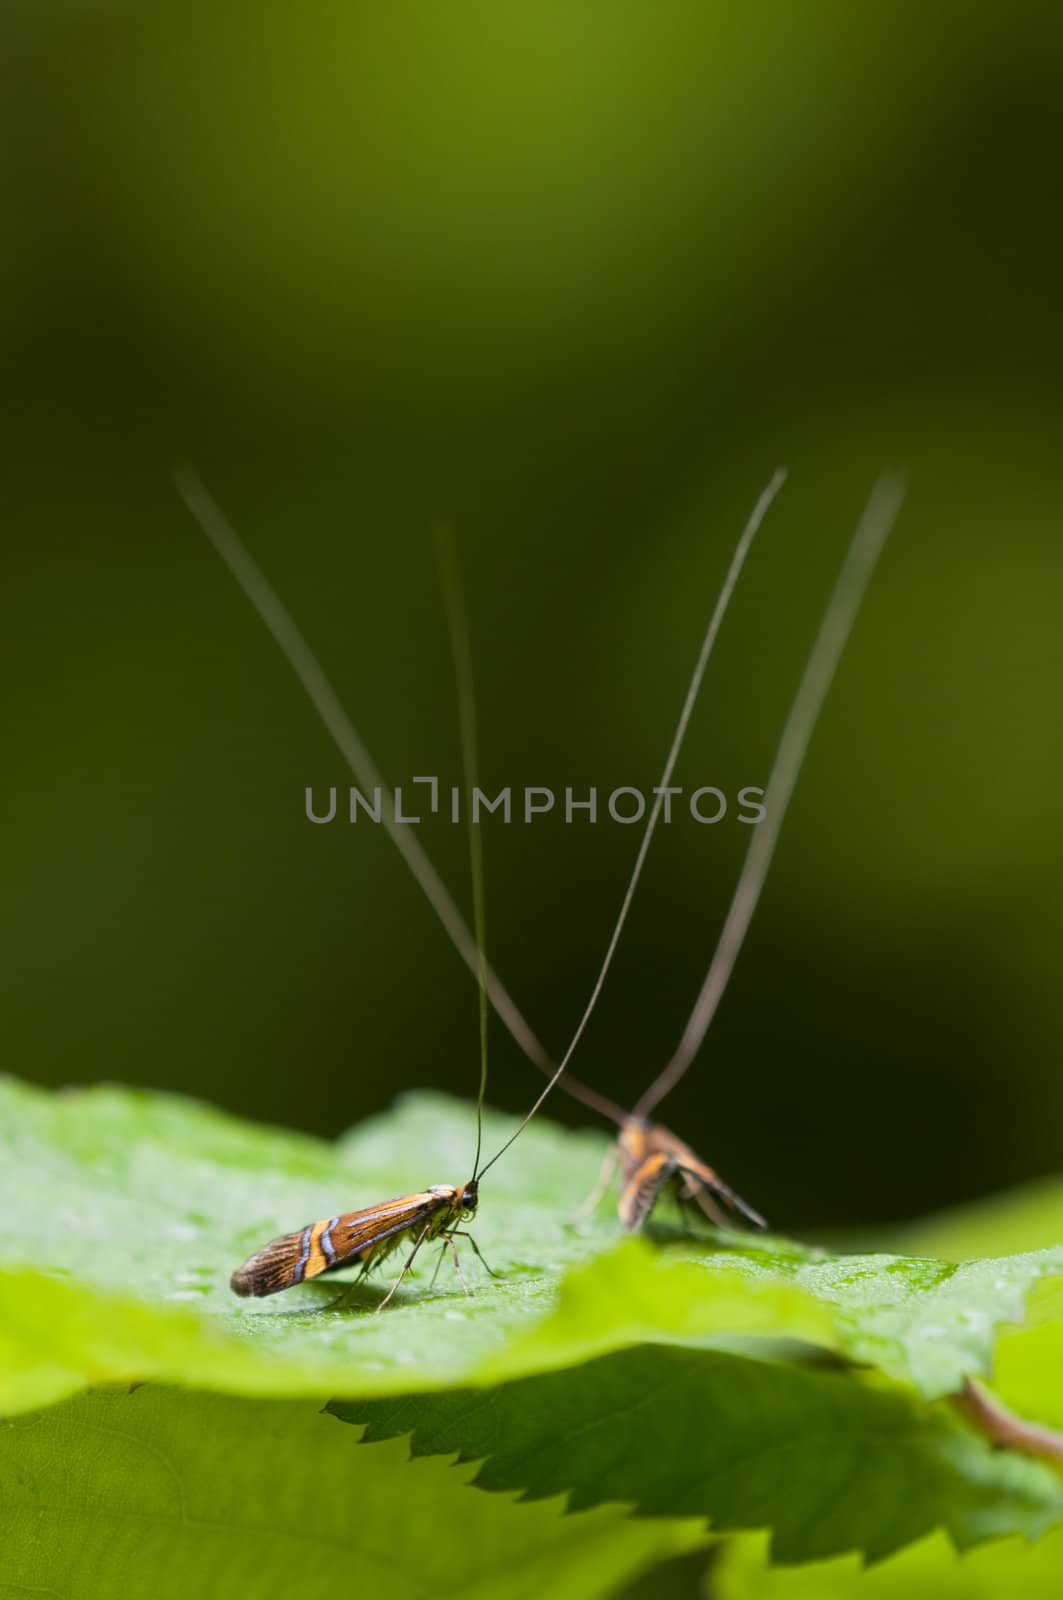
left=3, top=1, right=1061, bottom=1230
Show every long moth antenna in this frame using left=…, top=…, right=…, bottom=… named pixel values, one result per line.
left=476, top=469, right=787, bottom=1179
left=432, top=522, right=490, bottom=1178
left=633, top=473, right=907, bottom=1120
left=174, top=467, right=625, bottom=1126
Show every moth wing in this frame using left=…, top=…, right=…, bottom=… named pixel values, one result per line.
left=674, top=1157, right=768, bottom=1231
left=231, top=1227, right=315, bottom=1298
left=327, top=1191, right=448, bottom=1266
left=618, top=1150, right=674, bottom=1230
left=649, top=1125, right=767, bottom=1232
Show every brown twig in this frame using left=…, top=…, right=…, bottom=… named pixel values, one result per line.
left=958, top=1376, right=1063, bottom=1461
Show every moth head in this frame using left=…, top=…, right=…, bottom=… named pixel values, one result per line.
left=619, top=1117, right=651, bottom=1162
left=458, top=1178, right=479, bottom=1218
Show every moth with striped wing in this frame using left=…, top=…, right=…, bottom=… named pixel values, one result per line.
left=200, top=515, right=561, bottom=1309
left=229, top=1182, right=484, bottom=1306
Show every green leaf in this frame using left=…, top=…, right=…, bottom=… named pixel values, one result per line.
left=0, top=1386, right=708, bottom=1600
left=4, top=1075, right=1061, bottom=1417
left=335, top=1346, right=1063, bottom=1565
left=0, top=1075, right=624, bottom=1410
left=892, top=1179, right=1063, bottom=1262
left=714, top=1526, right=1063, bottom=1598
left=729, top=1248, right=1063, bottom=1400
left=987, top=1280, right=1063, bottom=1434
left=0, top=1076, right=833, bottom=1414
left=0, top=1075, right=841, bottom=1416
left=5, top=1074, right=1063, bottom=1566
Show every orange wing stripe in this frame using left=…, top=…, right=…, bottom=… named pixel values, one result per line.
left=303, top=1218, right=332, bottom=1280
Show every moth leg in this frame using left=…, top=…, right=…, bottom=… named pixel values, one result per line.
left=686, top=1177, right=732, bottom=1229
left=572, top=1142, right=620, bottom=1221
left=326, top=1253, right=377, bottom=1311
left=429, top=1242, right=450, bottom=1291
left=445, top=1235, right=471, bottom=1297
left=452, top=1229, right=500, bottom=1279
left=677, top=1170, right=699, bottom=1201
left=326, top=1262, right=368, bottom=1311
left=673, top=1187, right=703, bottom=1239
left=376, top=1224, right=432, bottom=1313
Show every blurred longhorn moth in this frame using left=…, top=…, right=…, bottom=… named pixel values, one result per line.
left=570, top=473, right=905, bottom=1232
left=178, top=467, right=903, bottom=1257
